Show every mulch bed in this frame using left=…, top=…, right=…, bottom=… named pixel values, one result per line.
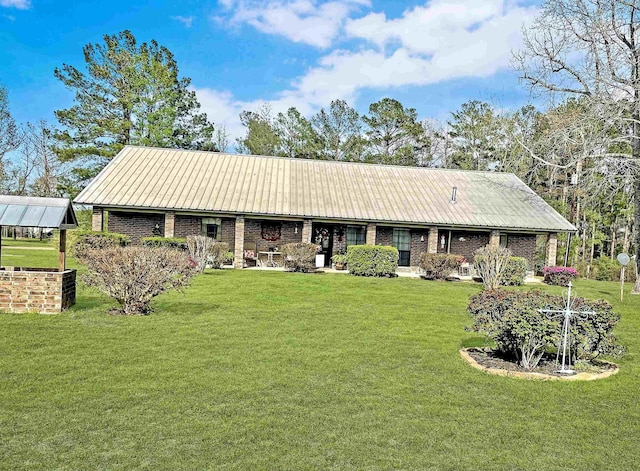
left=467, top=348, right=615, bottom=377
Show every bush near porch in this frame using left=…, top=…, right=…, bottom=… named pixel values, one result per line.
left=346, top=244, right=398, bottom=276
left=1, top=248, right=639, bottom=470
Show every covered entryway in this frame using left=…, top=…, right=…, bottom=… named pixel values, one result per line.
left=312, top=223, right=334, bottom=267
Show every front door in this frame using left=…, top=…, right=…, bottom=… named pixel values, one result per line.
left=313, top=224, right=333, bottom=267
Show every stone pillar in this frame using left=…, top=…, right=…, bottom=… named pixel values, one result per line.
left=165, top=211, right=175, bottom=238
left=546, top=232, right=558, bottom=267
left=427, top=227, right=439, bottom=254
left=366, top=223, right=377, bottom=245
left=234, top=216, right=245, bottom=269
left=301, top=219, right=313, bottom=243
left=91, top=207, right=104, bottom=232
left=489, top=230, right=500, bottom=247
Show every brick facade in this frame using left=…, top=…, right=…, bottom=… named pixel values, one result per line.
left=243, top=219, right=302, bottom=252
left=174, top=215, right=201, bottom=238
left=506, top=233, right=537, bottom=268
left=410, top=230, right=429, bottom=266
left=109, top=211, right=164, bottom=243
left=448, top=231, right=491, bottom=262
left=0, top=268, right=76, bottom=313
left=375, top=226, right=394, bottom=246
left=220, top=219, right=236, bottom=252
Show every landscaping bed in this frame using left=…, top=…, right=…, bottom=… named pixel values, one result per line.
left=462, top=347, right=618, bottom=380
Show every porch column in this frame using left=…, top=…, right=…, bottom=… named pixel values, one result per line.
left=301, top=219, right=312, bottom=243
left=366, top=223, right=377, bottom=245
left=489, top=230, right=500, bottom=248
left=91, top=207, right=104, bottom=231
left=546, top=232, right=558, bottom=267
left=427, top=227, right=439, bottom=254
left=234, top=216, right=245, bottom=269
left=165, top=211, right=175, bottom=238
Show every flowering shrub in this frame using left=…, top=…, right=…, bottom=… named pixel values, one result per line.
left=418, top=253, right=464, bottom=280
left=543, top=266, right=578, bottom=286
left=281, top=243, right=319, bottom=272
left=468, top=289, right=623, bottom=369
left=141, top=236, right=188, bottom=250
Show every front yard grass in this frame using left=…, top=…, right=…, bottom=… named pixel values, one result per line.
left=1, top=258, right=639, bottom=470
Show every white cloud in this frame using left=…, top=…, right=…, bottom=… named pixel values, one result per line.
left=172, top=15, right=194, bottom=28
left=0, top=0, right=30, bottom=9
left=200, top=0, right=538, bottom=144
left=219, top=0, right=370, bottom=48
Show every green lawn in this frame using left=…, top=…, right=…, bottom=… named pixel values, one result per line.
left=1, top=256, right=639, bottom=470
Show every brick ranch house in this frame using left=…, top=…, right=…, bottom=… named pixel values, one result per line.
left=75, top=146, right=576, bottom=273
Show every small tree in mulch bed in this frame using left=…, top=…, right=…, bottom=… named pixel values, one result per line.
left=78, top=245, right=195, bottom=315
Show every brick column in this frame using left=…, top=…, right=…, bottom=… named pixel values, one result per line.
left=234, top=216, right=245, bottom=269
left=546, top=232, right=558, bottom=267
left=366, top=223, right=377, bottom=245
left=427, top=227, right=438, bottom=254
left=91, top=207, right=104, bottom=231
left=301, top=219, right=313, bottom=243
left=489, top=230, right=500, bottom=247
left=165, top=211, right=175, bottom=238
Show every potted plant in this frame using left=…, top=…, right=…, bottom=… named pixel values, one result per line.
left=332, top=254, right=347, bottom=270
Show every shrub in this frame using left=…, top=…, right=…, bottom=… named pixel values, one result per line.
left=501, top=257, right=529, bottom=286
left=141, top=236, right=188, bottom=250
left=473, top=245, right=512, bottom=290
left=73, top=231, right=130, bottom=258
left=209, top=242, right=233, bottom=269
left=346, top=245, right=398, bottom=277
left=468, top=289, right=622, bottom=369
left=331, top=253, right=348, bottom=269
left=281, top=242, right=319, bottom=272
left=543, top=266, right=578, bottom=286
left=77, top=245, right=195, bottom=315
left=186, top=235, right=216, bottom=272
left=418, top=253, right=464, bottom=280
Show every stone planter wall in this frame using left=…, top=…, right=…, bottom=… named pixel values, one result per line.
left=0, top=268, right=76, bottom=313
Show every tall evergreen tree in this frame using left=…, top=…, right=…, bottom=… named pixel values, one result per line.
left=447, top=100, right=498, bottom=171
left=274, top=108, right=322, bottom=159
left=362, top=98, right=428, bottom=166
left=54, top=30, right=214, bottom=189
left=236, top=105, right=280, bottom=156
left=312, top=99, right=364, bottom=161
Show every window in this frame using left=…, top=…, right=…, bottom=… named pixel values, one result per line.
left=393, top=229, right=411, bottom=267
left=346, top=226, right=365, bottom=246
left=500, top=233, right=508, bottom=248
left=201, top=218, right=221, bottom=240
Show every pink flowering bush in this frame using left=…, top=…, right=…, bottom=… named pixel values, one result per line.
left=543, top=266, right=578, bottom=286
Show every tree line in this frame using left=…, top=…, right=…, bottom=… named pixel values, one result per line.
left=0, top=0, right=639, bottom=291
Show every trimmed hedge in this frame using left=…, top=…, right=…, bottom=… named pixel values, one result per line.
left=346, top=245, right=398, bottom=277
left=418, top=253, right=464, bottom=280
left=281, top=242, right=318, bottom=272
left=73, top=231, right=130, bottom=258
left=501, top=257, right=529, bottom=286
left=141, top=237, right=188, bottom=250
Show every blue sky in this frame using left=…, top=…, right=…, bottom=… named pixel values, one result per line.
left=1, top=0, right=541, bottom=143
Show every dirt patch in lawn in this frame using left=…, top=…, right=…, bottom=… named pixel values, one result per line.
left=461, top=347, right=618, bottom=381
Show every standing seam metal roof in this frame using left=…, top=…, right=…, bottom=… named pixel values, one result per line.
left=74, top=146, right=576, bottom=232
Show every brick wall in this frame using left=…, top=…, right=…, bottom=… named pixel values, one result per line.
left=506, top=233, right=537, bottom=268
left=410, top=230, right=429, bottom=266
left=243, top=219, right=302, bottom=251
left=174, top=216, right=200, bottom=238
left=220, top=218, right=236, bottom=252
left=108, top=211, right=164, bottom=243
left=375, top=226, right=394, bottom=246
left=449, top=231, right=491, bottom=262
left=0, top=268, right=76, bottom=313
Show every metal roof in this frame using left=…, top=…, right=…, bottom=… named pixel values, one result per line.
left=0, top=195, right=78, bottom=229
left=75, top=146, right=576, bottom=232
